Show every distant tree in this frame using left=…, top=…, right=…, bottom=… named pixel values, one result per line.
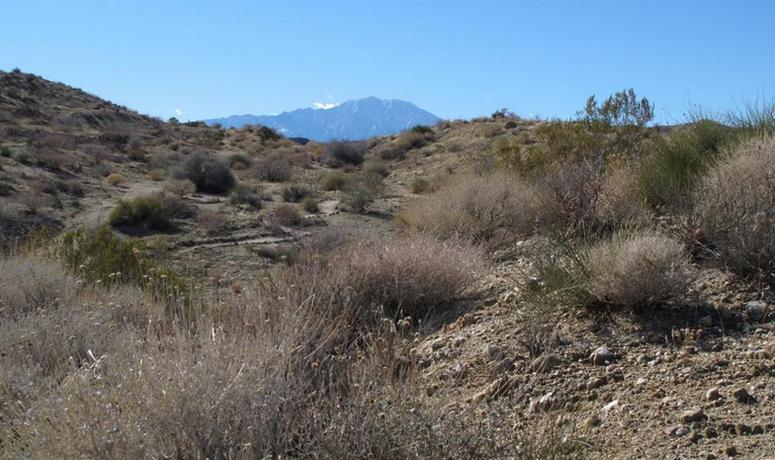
left=582, top=88, right=654, bottom=127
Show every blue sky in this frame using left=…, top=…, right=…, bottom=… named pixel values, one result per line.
left=1, top=0, right=772, bottom=123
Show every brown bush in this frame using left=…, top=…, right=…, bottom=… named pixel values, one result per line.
left=105, top=173, right=127, bottom=186
left=196, top=209, right=227, bottom=234
left=0, top=254, right=75, bottom=318
left=268, top=204, right=301, bottom=227
left=398, top=173, right=550, bottom=247
left=586, top=231, right=692, bottom=309
left=254, top=151, right=292, bottom=182
left=695, top=136, right=775, bottom=279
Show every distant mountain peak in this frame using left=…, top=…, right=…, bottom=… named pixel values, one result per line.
left=205, top=97, right=439, bottom=141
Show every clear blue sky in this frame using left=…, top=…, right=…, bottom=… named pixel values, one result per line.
left=1, top=0, right=772, bottom=123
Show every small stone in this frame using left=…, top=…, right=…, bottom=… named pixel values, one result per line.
left=602, top=399, right=619, bottom=412
left=689, top=431, right=702, bottom=443
left=736, top=424, right=751, bottom=435
left=752, top=425, right=764, bottom=435
left=681, top=407, right=707, bottom=424
left=724, top=445, right=737, bottom=457
left=586, top=376, right=607, bottom=390
left=431, top=338, right=445, bottom=350
left=706, top=387, right=721, bottom=401
left=732, top=387, right=755, bottom=404
left=698, top=315, right=714, bottom=327
left=675, top=425, right=691, bottom=437
left=528, top=391, right=559, bottom=414
left=531, top=354, right=561, bottom=373
left=590, top=346, right=614, bottom=365
left=705, top=427, right=718, bottom=438
left=745, top=300, right=767, bottom=321
left=425, top=385, right=437, bottom=397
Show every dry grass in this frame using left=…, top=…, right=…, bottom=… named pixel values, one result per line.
left=398, top=173, right=551, bottom=248
left=0, top=254, right=75, bottom=318
left=696, top=136, right=775, bottom=279
left=105, top=172, right=127, bottom=186
left=586, top=231, right=692, bottom=309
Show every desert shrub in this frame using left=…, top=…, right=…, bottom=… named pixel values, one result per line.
left=148, top=168, right=166, bottom=181
left=397, top=130, right=431, bottom=150
left=228, top=153, right=252, bottom=170
left=196, top=209, right=227, bottom=234
left=399, top=173, right=549, bottom=246
left=319, top=170, right=349, bottom=191
left=229, top=184, right=263, bottom=209
left=582, top=88, right=654, bottom=128
left=410, top=177, right=435, bottom=194
left=109, top=194, right=184, bottom=233
left=326, top=140, right=366, bottom=166
left=0, top=254, right=75, bottom=318
left=526, top=230, right=691, bottom=310
left=163, top=179, right=196, bottom=196
left=362, top=158, right=389, bottom=177
left=695, top=136, right=775, bottom=279
left=256, top=125, right=283, bottom=142
left=268, top=204, right=301, bottom=227
left=727, top=98, right=775, bottom=138
left=254, top=151, right=292, bottom=182
left=595, top=163, right=650, bottom=227
left=337, top=233, right=485, bottom=320
left=493, top=134, right=552, bottom=175
left=638, top=120, right=733, bottom=209
left=105, top=173, right=127, bottom=186
left=301, top=197, right=319, bottom=213
left=180, top=152, right=235, bottom=194
left=342, top=173, right=384, bottom=214
left=532, top=159, right=604, bottom=232
left=281, top=183, right=311, bottom=202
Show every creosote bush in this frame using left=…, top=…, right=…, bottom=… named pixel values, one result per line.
left=342, top=172, right=384, bottom=214
left=695, top=136, right=775, bottom=280
left=180, top=152, right=235, bottom=194
left=254, top=151, right=292, bottom=182
left=326, top=140, right=366, bottom=166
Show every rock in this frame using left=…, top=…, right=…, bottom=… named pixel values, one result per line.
left=698, top=315, right=714, bottom=328
left=745, top=300, right=767, bottom=321
left=732, top=387, right=756, bottom=404
left=430, top=338, right=445, bottom=351
left=586, top=376, right=607, bottom=390
left=672, top=425, right=690, bottom=437
left=528, top=391, right=559, bottom=414
left=706, top=387, right=721, bottom=401
left=736, top=424, right=751, bottom=435
left=724, top=445, right=737, bottom=457
left=602, top=399, right=619, bottom=412
left=705, top=427, right=718, bottom=438
left=531, top=354, right=561, bottom=373
left=752, top=425, right=764, bottom=435
left=491, top=357, right=515, bottom=375
left=473, top=377, right=511, bottom=403
left=451, top=335, right=467, bottom=347
left=680, top=407, right=707, bottom=423
left=590, top=346, right=614, bottom=365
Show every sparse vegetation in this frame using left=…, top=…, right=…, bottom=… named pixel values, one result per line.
left=268, top=203, right=302, bottom=226
left=342, top=172, right=384, bottom=213
left=319, top=170, right=349, bottom=190
left=109, top=193, right=191, bottom=233
left=105, top=172, right=127, bottom=186
left=229, top=183, right=263, bottom=209
left=281, top=183, right=312, bottom=202
left=301, top=196, right=319, bottom=213
left=254, top=151, right=292, bottom=182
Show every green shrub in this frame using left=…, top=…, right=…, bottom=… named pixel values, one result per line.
left=695, top=136, right=775, bottom=280
left=109, top=193, right=192, bottom=233
left=638, top=120, right=733, bottom=208
left=319, top=170, right=349, bottom=191
left=181, top=152, right=235, bottom=194
left=362, top=158, right=389, bottom=177
left=268, top=204, right=302, bottom=227
left=301, top=197, right=319, bottom=213
left=228, top=153, right=252, bottom=170
left=281, top=184, right=311, bottom=202
left=343, top=173, right=384, bottom=214
left=229, top=184, right=263, bottom=209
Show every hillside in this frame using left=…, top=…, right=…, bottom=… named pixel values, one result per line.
left=205, top=96, right=440, bottom=140
left=1, top=73, right=774, bottom=459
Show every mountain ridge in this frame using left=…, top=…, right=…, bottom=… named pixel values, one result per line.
left=204, top=97, right=440, bottom=141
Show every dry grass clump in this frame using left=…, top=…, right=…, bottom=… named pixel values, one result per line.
left=0, top=254, right=75, bottom=318
left=399, top=173, right=550, bottom=247
left=196, top=209, right=227, bottom=234
left=105, top=172, right=126, bottom=186
left=695, top=136, right=775, bottom=279
left=319, top=170, right=349, bottom=190
left=595, top=163, right=650, bottom=226
left=335, top=233, right=486, bottom=320
left=527, top=230, right=692, bottom=310
left=281, top=183, right=312, bottom=202
left=586, top=231, right=692, bottom=309
left=229, top=183, right=263, bottom=209
left=254, top=151, right=292, bottom=182
left=268, top=203, right=302, bottom=227
left=162, top=178, right=196, bottom=196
